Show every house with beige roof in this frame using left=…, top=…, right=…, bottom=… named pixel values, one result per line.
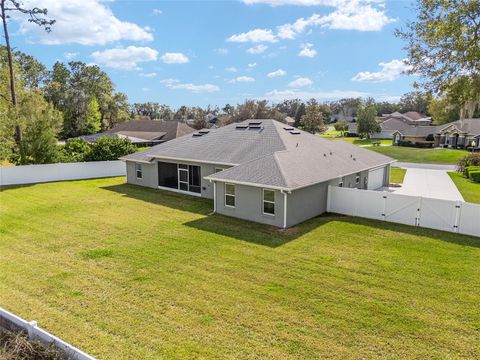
left=121, top=119, right=394, bottom=228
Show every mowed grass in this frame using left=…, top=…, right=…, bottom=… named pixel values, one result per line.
left=448, top=172, right=480, bottom=204
left=1, top=177, right=480, bottom=359
left=390, top=167, right=407, bottom=184
left=369, top=146, right=468, bottom=164
left=320, top=135, right=392, bottom=146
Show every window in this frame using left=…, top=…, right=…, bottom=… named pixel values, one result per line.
left=355, top=174, right=360, bottom=185
left=225, top=183, right=235, bottom=207
left=263, top=189, right=275, bottom=215
left=136, top=163, right=143, bottom=179
left=338, top=177, right=344, bottom=187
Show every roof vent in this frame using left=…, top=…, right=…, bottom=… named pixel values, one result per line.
left=235, top=124, right=248, bottom=130
left=290, top=130, right=301, bottom=135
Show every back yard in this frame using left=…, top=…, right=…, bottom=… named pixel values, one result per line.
left=1, top=177, right=479, bottom=359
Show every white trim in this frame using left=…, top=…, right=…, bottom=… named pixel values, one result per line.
left=224, top=183, right=236, bottom=208
left=157, top=186, right=202, bottom=197
left=283, top=191, right=288, bottom=229
left=262, top=188, right=276, bottom=216
left=135, top=163, right=143, bottom=179
left=213, top=182, right=217, bottom=212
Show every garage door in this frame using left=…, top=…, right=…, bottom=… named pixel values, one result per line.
left=367, top=167, right=385, bottom=190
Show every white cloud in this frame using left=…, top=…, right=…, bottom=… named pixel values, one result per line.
left=160, top=52, right=190, bottom=64
left=227, top=29, right=277, bottom=43
left=161, top=79, right=219, bottom=93
left=64, top=52, right=79, bottom=60
left=288, top=77, right=313, bottom=88
left=262, top=89, right=369, bottom=102
left=231, top=76, right=256, bottom=83
left=247, top=44, right=268, bottom=54
left=17, top=0, right=153, bottom=45
left=139, top=72, right=157, bottom=78
left=152, top=8, right=163, bottom=15
left=298, top=43, right=317, bottom=58
left=226, top=67, right=238, bottom=72
left=142, top=87, right=149, bottom=92
left=91, top=46, right=158, bottom=70
left=352, top=59, right=411, bottom=82
left=248, top=62, right=257, bottom=68
left=233, top=1, right=395, bottom=44
left=267, top=69, right=287, bottom=78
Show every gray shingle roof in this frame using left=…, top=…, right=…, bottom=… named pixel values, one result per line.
left=123, top=119, right=394, bottom=190
left=393, top=126, right=440, bottom=137
left=107, top=120, right=195, bottom=141
left=439, top=119, right=480, bottom=135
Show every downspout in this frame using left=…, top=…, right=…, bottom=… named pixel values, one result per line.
left=281, top=190, right=288, bottom=229
left=213, top=181, right=217, bottom=213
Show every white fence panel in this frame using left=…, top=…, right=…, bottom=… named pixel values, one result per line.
left=420, top=198, right=459, bottom=233
left=327, top=186, right=479, bottom=238
left=458, top=202, right=480, bottom=237
left=384, top=193, right=419, bottom=226
left=0, top=161, right=125, bottom=186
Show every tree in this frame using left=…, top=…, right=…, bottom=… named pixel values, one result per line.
left=84, top=137, right=136, bottom=162
left=16, top=91, right=62, bottom=164
left=300, top=99, right=324, bottom=134
left=395, top=1, right=480, bottom=110
left=375, top=101, right=400, bottom=116
left=84, top=97, right=101, bottom=134
left=356, top=101, right=380, bottom=139
left=0, top=0, right=54, bottom=144
left=428, top=97, right=460, bottom=125
left=275, top=99, right=306, bottom=125
left=398, top=91, right=431, bottom=115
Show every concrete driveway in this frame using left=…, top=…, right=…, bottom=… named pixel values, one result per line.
left=393, top=168, right=464, bottom=201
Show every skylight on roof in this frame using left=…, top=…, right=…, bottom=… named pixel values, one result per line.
left=235, top=124, right=248, bottom=129
left=283, top=127, right=294, bottom=131
left=199, top=130, right=210, bottom=134
left=192, top=133, right=204, bottom=137
left=290, top=130, right=301, bottom=135
left=248, top=121, right=262, bottom=126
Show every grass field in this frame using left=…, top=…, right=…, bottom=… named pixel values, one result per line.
left=448, top=172, right=480, bottom=204
left=390, top=167, right=407, bottom=184
left=1, top=177, right=479, bottom=359
left=369, top=146, right=468, bottom=164
left=320, top=134, right=391, bottom=146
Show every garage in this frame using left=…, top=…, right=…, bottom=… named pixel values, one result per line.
left=367, top=167, right=385, bottom=190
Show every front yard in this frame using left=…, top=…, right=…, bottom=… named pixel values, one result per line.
left=369, top=146, right=468, bottom=164
left=1, top=177, right=479, bottom=359
left=448, top=172, right=480, bottom=204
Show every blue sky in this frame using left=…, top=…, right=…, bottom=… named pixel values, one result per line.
left=9, top=0, right=417, bottom=108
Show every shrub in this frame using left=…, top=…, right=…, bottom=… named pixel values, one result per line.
left=464, top=166, right=480, bottom=178
left=469, top=171, right=480, bottom=183
left=84, top=137, right=136, bottom=161
left=457, top=153, right=480, bottom=172
left=397, top=140, right=413, bottom=147
left=61, top=138, right=91, bottom=162
left=333, top=120, right=349, bottom=132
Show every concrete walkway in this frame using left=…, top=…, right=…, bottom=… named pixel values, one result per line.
left=393, top=168, right=464, bottom=201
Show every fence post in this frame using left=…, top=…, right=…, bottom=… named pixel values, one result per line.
left=453, top=201, right=461, bottom=233
left=382, top=191, right=388, bottom=221
left=416, top=197, right=422, bottom=227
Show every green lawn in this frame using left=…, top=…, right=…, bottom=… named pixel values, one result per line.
left=390, top=167, right=407, bottom=184
left=369, top=146, right=468, bottom=164
left=320, top=135, right=391, bottom=146
left=1, top=178, right=479, bottom=359
left=448, top=172, right=480, bottom=204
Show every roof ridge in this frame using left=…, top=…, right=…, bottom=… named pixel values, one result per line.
left=273, top=150, right=291, bottom=188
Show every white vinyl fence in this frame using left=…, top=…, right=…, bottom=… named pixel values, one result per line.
left=0, top=160, right=125, bottom=186
left=327, top=186, right=480, bottom=237
left=0, top=307, right=95, bottom=360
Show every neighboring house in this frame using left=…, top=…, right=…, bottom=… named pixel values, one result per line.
left=435, top=118, right=480, bottom=149
left=79, top=120, right=195, bottom=146
left=392, top=126, right=439, bottom=147
left=121, top=119, right=394, bottom=228
left=350, top=111, right=433, bottom=139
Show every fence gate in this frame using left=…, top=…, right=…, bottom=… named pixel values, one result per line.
left=383, top=193, right=419, bottom=227
left=419, top=198, right=459, bottom=233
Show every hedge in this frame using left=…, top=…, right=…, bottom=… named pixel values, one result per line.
left=464, top=166, right=480, bottom=178
left=469, top=171, right=480, bottom=183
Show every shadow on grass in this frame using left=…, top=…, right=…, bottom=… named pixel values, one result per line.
left=101, top=183, right=212, bottom=215
left=103, top=183, right=480, bottom=249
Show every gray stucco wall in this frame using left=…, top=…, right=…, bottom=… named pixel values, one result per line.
left=126, top=161, right=158, bottom=189
left=286, top=181, right=328, bottom=227
left=215, top=182, right=285, bottom=227
left=126, top=160, right=230, bottom=199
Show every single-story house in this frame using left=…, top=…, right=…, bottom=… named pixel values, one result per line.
left=435, top=119, right=480, bottom=150
left=121, top=119, right=394, bottom=228
left=392, top=126, right=439, bottom=147
left=79, top=120, right=195, bottom=146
